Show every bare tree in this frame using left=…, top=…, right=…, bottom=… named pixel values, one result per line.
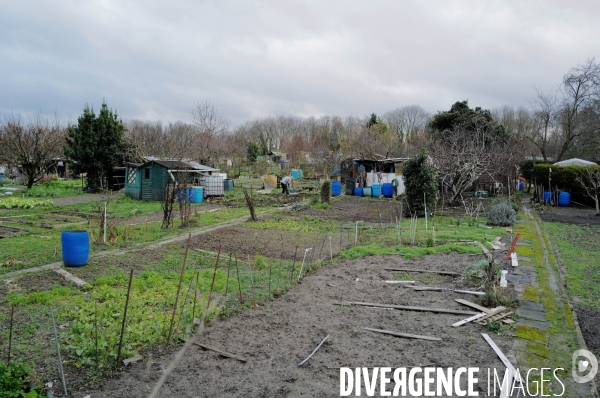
left=576, top=167, right=600, bottom=214
left=430, top=123, right=524, bottom=203
left=0, top=113, right=64, bottom=188
left=191, top=102, right=230, bottom=164
left=556, top=58, right=600, bottom=161
left=383, top=105, right=430, bottom=146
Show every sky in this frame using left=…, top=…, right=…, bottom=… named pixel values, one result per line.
left=1, top=0, right=599, bottom=127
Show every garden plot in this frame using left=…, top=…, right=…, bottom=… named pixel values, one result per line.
left=78, top=253, right=516, bottom=397
left=0, top=225, right=28, bottom=238
left=0, top=213, right=88, bottom=229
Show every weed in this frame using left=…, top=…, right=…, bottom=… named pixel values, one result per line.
left=0, top=360, right=42, bottom=397
left=485, top=319, right=503, bottom=333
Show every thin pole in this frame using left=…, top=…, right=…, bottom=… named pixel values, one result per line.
left=247, top=254, right=256, bottom=303
left=424, top=192, right=427, bottom=231
left=329, top=236, right=333, bottom=260
left=268, top=261, right=272, bottom=299
left=50, top=306, right=68, bottom=397
left=117, top=268, right=134, bottom=366
left=166, top=233, right=192, bottom=348
left=289, top=246, right=298, bottom=285
left=176, top=274, right=196, bottom=331
left=7, top=305, right=14, bottom=363
left=94, top=300, right=99, bottom=370
left=224, top=253, right=232, bottom=301
left=103, top=202, right=107, bottom=243
left=192, top=271, right=199, bottom=320
left=355, top=221, right=358, bottom=245
left=206, top=245, right=222, bottom=312
left=235, top=256, right=243, bottom=303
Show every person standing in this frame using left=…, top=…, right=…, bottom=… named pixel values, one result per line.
left=281, top=175, right=292, bottom=195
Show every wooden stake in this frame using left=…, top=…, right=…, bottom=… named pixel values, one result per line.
left=187, top=340, right=247, bottom=363
left=177, top=274, right=196, bottom=331
left=7, top=305, right=14, bottom=363
left=166, top=233, right=192, bottom=348
left=365, top=327, right=441, bottom=341
left=117, top=268, right=134, bottom=366
left=334, top=301, right=478, bottom=315
left=192, top=271, right=199, bottom=319
left=268, top=261, right=272, bottom=299
left=50, top=306, right=68, bottom=397
left=235, top=256, right=243, bottom=303
left=247, top=254, right=256, bottom=303
left=224, top=253, right=232, bottom=301
left=206, top=245, right=222, bottom=311
left=94, top=300, right=99, bottom=371
left=329, top=236, right=333, bottom=260
left=289, top=246, right=298, bottom=285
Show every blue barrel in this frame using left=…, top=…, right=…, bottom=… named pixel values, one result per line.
left=291, top=169, right=299, bottom=179
left=363, top=187, right=372, bottom=197
left=61, top=230, right=90, bottom=267
left=187, top=188, right=194, bottom=202
left=543, top=191, right=552, bottom=204
left=558, top=191, right=570, bottom=207
left=224, top=179, right=234, bottom=191
left=192, top=187, right=203, bottom=203
left=331, top=181, right=342, bottom=196
left=382, top=183, right=394, bottom=198
left=354, top=187, right=363, bottom=197
left=371, top=184, right=381, bottom=198
left=299, top=169, right=304, bottom=179
left=518, top=181, right=525, bottom=191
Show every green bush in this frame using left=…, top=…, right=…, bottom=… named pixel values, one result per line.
left=0, top=198, right=53, bottom=209
left=0, top=360, right=40, bottom=398
left=487, top=202, right=516, bottom=226
left=402, top=151, right=437, bottom=217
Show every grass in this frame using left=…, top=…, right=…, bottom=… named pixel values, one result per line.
left=542, top=222, right=600, bottom=310
left=24, top=179, right=85, bottom=198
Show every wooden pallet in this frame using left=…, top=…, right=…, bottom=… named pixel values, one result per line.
left=475, top=311, right=514, bottom=325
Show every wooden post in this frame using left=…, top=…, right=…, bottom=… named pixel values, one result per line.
left=289, top=246, right=298, bottom=285
left=166, top=233, right=191, bottom=348
left=94, top=300, right=99, bottom=371
left=192, top=272, right=199, bottom=320
left=117, top=268, right=134, bottom=366
left=7, top=305, right=14, bottom=363
left=247, top=254, right=256, bottom=303
left=206, top=246, right=222, bottom=312
left=235, top=256, right=243, bottom=303
left=224, top=253, right=232, bottom=301
left=268, top=261, right=272, bottom=299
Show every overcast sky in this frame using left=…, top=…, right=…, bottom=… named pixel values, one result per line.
left=1, top=1, right=599, bottom=126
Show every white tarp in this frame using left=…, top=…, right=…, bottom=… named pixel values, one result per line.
left=553, top=158, right=597, bottom=167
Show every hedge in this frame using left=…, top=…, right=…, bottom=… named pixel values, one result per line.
left=531, top=164, right=600, bottom=205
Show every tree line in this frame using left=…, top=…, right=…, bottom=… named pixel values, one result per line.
left=0, top=58, right=598, bottom=190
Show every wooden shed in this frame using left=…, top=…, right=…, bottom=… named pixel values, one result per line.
left=124, top=160, right=217, bottom=201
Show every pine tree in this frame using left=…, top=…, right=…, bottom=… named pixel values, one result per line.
left=64, top=102, right=125, bottom=190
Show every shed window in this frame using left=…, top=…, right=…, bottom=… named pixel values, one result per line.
left=144, top=168, right=150, bottom=180
left=127, top=168, right=137, bottom=184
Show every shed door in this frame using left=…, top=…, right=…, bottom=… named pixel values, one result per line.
left=141, top=167, right=152, bottom=200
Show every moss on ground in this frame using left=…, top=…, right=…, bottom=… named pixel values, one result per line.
left=516, top=325, right=547, bottom=343
left=523, top=285, right=539, bottom=301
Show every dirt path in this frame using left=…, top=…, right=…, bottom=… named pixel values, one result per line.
left=78, top=253, right=514, bottom=397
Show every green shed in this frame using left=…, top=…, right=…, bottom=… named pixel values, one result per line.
left=124, top=160, right=217, bottom=201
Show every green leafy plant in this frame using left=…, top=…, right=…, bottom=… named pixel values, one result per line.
left=0, top=360, right=41, bottom=398
left=0, top=198, right=53, bottom=209
left=320, top=181, right=331, bottom=203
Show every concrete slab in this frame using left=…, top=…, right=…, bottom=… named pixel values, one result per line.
left=521, top=300, right=544, bottom=312
left=516, top=318, right=550, bottom=331
left=518, top=256, right=532, bottom=262
left=506, top=274, right=530, bottom=284
left=516, top=308, right=548, bottom=322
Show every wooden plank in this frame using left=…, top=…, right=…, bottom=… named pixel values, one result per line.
left=474, top=241, right=492, bottom=260
left=481, top=333, right=521, bottom=383
left=53, top=268, right=88, bottom=288
left=452, top=312, right=487, bottom=327
left=385, top=268, right=463, bottom=276
left=454, top=298, right=493, bottom=313
left=334, top=301, right=479, bottom=316
left=453, top=289, right=486, bottom=296
left=476, top=307, right=507, bottom=323
left=189, top=341, right=247, bottom=363
left=364, top=327, right=442, bottom=341
left=475, top=311, right=514, bottom=325
left=383, top=280, right=415, bottom=284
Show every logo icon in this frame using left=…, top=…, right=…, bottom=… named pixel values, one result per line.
left=572, top=349, right=598, bottom=383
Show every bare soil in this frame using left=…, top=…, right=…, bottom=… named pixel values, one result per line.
left=537, top=205, right=600, bottom=225
left=78, top=253, right=514, bottom=397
